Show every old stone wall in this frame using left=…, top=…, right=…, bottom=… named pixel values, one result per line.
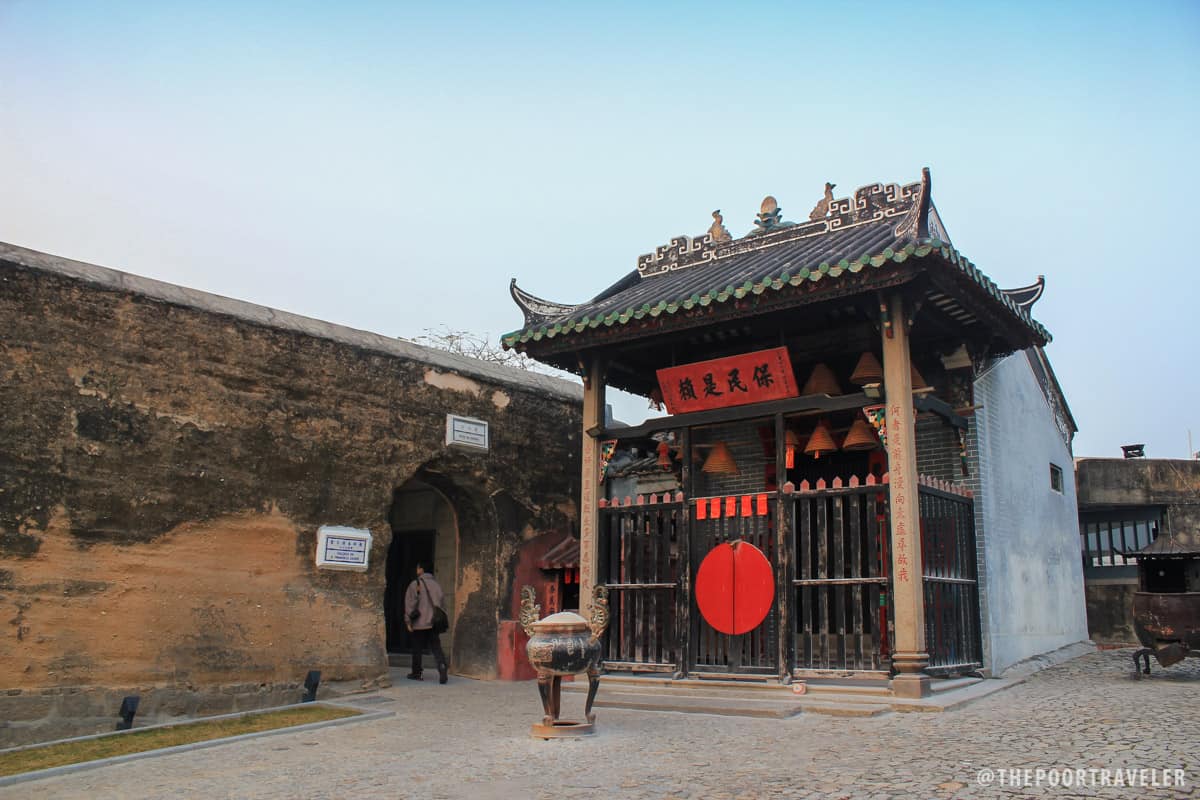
left=0, top=243, right=582, bottom=744
left=1075, top=457, right=1200, bottom=644
left=1076, top=458, right=1200, bottom=545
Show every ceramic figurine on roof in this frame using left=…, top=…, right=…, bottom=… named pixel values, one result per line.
left=809, top=182, right=836, bottom=221
left=707, top=210, right=731, bottom=243
left=751, top=195, right=792, bottom=234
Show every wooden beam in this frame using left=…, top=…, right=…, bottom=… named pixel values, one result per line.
left=913, top=394, right=968, bottom=430
left=588, top=391, right=876, bottom=439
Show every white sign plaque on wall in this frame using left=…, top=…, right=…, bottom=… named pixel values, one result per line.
left=316, top=526, right=373, bottom=572
left=445, top=414, right=489, bottom=452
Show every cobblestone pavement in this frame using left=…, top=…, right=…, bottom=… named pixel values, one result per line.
left=5, top=649, right=1198, bottom=800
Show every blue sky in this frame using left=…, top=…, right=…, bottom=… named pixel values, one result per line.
left=3, top=1, right=1198, bottom=458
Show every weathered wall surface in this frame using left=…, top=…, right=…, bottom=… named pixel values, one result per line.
left=1076, top=458, right=1200, bottom=545
left=1083, top=582, right=1138, bottom=645
left=973, top=353, right=1089, bottom=675
left=0, top=244, right=581, bottom=743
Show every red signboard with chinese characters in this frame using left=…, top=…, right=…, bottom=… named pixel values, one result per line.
left=655, top=346, right=798, bottom=414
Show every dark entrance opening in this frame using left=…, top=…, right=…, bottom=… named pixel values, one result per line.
left=385, top=529, right=436, bottom=654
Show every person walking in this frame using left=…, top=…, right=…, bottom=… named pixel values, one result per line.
left=404, top=562, right=448, bottom=683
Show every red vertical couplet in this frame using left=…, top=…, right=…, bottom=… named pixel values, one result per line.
left=887, top=401, right=912, bottom=584
left=694, top=541, right=775, bottom=635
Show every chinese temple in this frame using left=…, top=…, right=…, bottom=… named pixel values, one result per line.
left=503, top=169, right=1087, bottom=695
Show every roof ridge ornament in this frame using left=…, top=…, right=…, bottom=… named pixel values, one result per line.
left=708, top=210, right=731, bottom=243
left=636, top=232, right=718, bottom=278
left=1001, top=275, right=1046, bottom=311
left=893, top=167, right=933, bottom=240
left=509, top=279, right=582, bottom=327
left=808, top=182, right=836, bottom=221
left=751, top=195, right=791, bottom=235
left=634, top=169, right=932, bottom=280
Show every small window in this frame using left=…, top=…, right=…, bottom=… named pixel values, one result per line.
left=1049, top=463, right=1064, bottom=493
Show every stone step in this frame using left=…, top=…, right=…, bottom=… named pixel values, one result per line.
left=566, top=681, right=891, bottom=707
left=788, top=699, right=891, bottom=718
left=583, top=690, right=804, bottom=719
left=801, top=681, right=893, bottom=698
left=596, top=674, right=885, bottom=694
left=569, top=676, right=896, bottom=705
left=930, top=676, right=982, bottom=694
left=566, top=672, right=987, bottom=717
left=577, top=688, right=894, bottom=719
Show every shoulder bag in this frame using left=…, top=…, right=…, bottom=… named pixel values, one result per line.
left=421, top=575, right=450, bottom=634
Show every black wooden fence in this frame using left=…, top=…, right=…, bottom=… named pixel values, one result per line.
left=788, top=478, right=889, bottom=673
left=918, top=479, right=982, bottom=674
left=596, top=495, right=684, bottom=672
left=597, top=477, right=982, bottom=678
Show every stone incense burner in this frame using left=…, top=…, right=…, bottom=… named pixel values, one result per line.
left=520, top=584, right=609, bottom=738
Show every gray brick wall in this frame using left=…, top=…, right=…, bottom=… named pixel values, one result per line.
left=691, top=421, right=771, bottom=497
left=970, top=353, right=1087, bottom=675
left=916, top=418, right=964, bottom=482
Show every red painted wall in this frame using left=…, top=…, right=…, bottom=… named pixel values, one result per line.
left=497, top=531, right=574, bottom=680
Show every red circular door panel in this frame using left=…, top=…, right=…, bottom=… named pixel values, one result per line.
left=695, top=540, right=775, bottom=635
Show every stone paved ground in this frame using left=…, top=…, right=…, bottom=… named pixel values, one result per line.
left=5, top=649, right=1197, bottom=800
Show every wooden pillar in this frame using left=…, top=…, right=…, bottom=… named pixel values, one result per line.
left=880, top=294, right=930, bottom=698
left=579, top=357, right=606, bottom=617
left=774, top=412, right=792, bottom=681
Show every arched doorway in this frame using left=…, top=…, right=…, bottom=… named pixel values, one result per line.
left=385, top=480, right=459, bottom=665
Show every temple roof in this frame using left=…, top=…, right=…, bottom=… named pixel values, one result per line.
left=1002, top=276, right=1046, bottom=312
left=504, top=169, right=1050, bottom=359
left=538, top=536, right=580, bottom=570
left=1120, top=535, right=1200, bottom=559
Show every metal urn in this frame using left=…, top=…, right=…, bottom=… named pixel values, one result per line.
left=519, top=584, right=609, bottom=738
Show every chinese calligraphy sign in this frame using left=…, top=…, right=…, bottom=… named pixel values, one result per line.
left=656, top=347, right=798, bottom=414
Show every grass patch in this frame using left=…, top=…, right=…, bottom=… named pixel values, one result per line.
left=0, top=704, right=361, bottom=778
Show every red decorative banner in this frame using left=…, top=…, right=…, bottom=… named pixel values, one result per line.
left=692, top=494, right=772, bottom=519
left=656, top=346, right=798, bottom=415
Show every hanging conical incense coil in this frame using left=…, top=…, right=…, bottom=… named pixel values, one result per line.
left=801, top=363, right=841, bottom=396
left=804, top=420, right=838, bottom=460
left=841, top=416, right=880, bottom=451
left=701, top=441, right=739, bottom=474
left=656, top=440, right=672, bottom=470
left=910, top=363, right=929, bottom=391
left=849, top=352, right=883, bottom=386
left=785, top=429, right=801, bottom=469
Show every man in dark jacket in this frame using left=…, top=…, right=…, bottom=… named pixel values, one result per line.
left=404, top=562, right=448, bottom=683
